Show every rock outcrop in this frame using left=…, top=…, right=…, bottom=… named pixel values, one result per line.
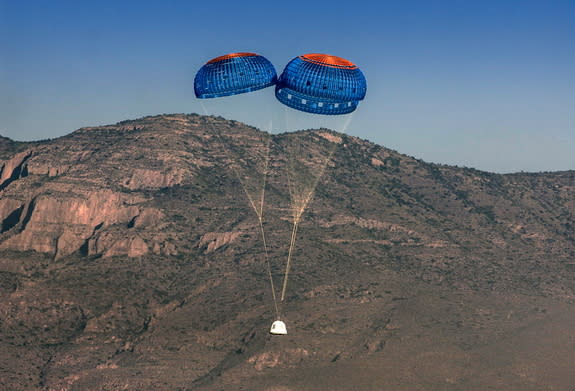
left=0, top=150, right=31, bottom=190
left=0, top=190, right=143, bottom=258
left=198, top=231, right=241, bottom=253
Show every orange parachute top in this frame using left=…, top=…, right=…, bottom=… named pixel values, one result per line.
left=299, top=53, right=358, bottom=69
left=207, top=52, right=258, bottom=64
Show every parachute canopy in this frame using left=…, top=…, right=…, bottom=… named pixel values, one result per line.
left=194, top=52, right=277, bottom=99
left=275, top=53, right=367, bottom=115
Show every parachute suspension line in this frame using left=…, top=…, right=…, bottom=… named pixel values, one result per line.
left=259, top=118, right=281, bottom=319
left=304, top=112, right=355, bottom=205
left=257, top=207, right=280, bottom=318
left=338, top=112, right=354, bottom=135
left=300, top=111, right=355, bottom=212
left=199, top=102, right=280, bottom=319
left=281, top=137, right=302, bottom=304
left=256, top=133, right=280, bottom=319
left=279, top=141, right=326, bottom=305
left=283, top=105, right=290, bottom=136
left=252, top=139, right=280, bottom=320
left=200, top=102, right=266, bottom=220
left=280, top=213, right=301, bottom=302
left=278, top=110, right=356, bottom=307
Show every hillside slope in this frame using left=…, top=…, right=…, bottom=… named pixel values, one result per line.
left=1, top=114, right=574, bottom=390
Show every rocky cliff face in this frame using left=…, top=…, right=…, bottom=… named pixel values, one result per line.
left=0, top=114, right=574, bottom=391
left=0, top=115, right=222, bottom=260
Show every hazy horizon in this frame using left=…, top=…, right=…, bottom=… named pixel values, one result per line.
left=1, top=0, right=573, bottom=173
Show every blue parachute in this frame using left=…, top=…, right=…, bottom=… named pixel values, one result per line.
left=194, top=53, right=277, bottom=99
left=275, top=53, right=367, bottom=115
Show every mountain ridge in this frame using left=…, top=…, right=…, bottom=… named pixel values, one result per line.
left=0, top=113, right=574, bottom=390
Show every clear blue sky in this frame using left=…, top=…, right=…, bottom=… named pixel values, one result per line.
left=1, top=0, right=573, bottom=173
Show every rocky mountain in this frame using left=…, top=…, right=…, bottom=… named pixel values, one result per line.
left=0, top=114, right=574, bottom=391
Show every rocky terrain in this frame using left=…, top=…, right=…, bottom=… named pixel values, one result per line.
left=0, top=114, right=574, bottom=390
